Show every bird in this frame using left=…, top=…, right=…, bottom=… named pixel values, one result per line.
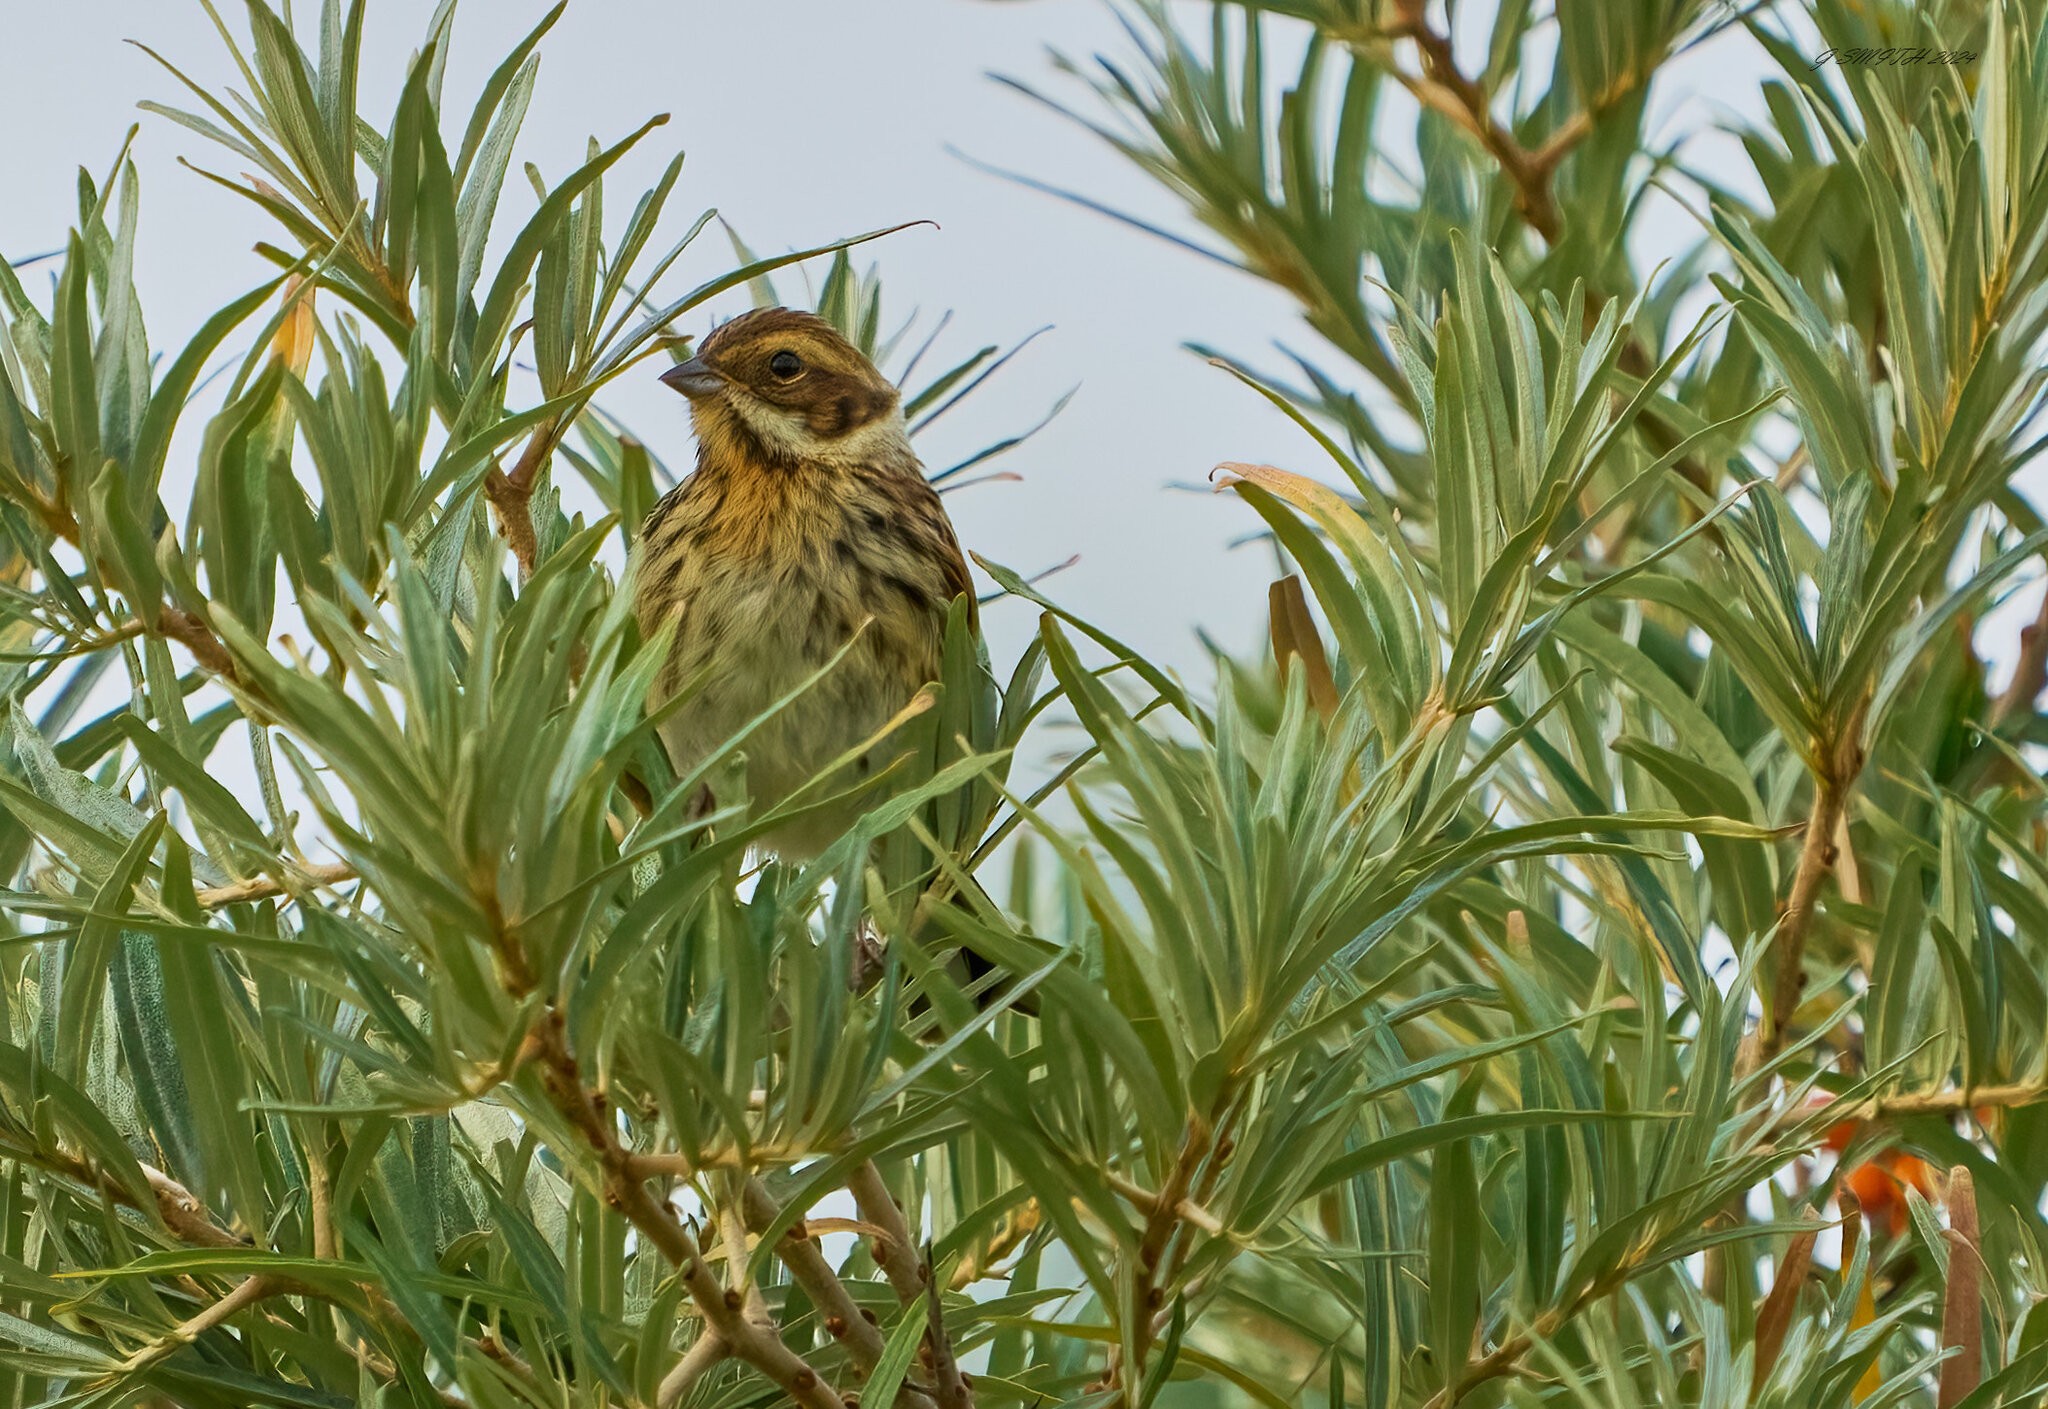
left=633, top=305, right=978, bottom=863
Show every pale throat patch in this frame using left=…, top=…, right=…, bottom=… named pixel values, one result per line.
left=723, top=388, right=913, bottom=468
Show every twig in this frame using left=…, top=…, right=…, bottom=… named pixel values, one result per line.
left=1990, top=586, right=2048, bottom=728
left=1529, top=110, right=1595, bottom=176
left=1751, top=1220, right=1818, bottom=1396
left=657, top=1327, right=728, bottom=1408
left=718, top=1183, right=774, bottom=1335
left=483, top=423, right=559, bottom=577
left=195, top=861, right=356, bottom=910
left=922, top=1245, right=973, bottom=1409
left=157, top=607, right=239, bottom=682
left=1103, top=1171, right=1227, bottom=1237
left=621, top=1141, right=840, bottom=1179
left=307, top=1142, right=336, bottom=1261
left=847, top=1161, right=928, bottom=1304
left=1824, top=1080, right=2048, bottom=1124
left=32, top=1153, right=467, bottom=1404
left=1743, top=713, right=1865, bottom=1075
left=1357, top=2, right=1721, bottom=517
left=506, top=421, right=557, bottom=493
left=27, top=488, right=244, bottom=684
left=1415, top=1155, right=1742, bottom=1409
left=483, top=467, right=540, bottom=577
left=111, top=1274, right=280, bottom=1376
left=1419, top=1260, right=1632, bottom=1409
left=1759, top=777, right=1846, bottom=1061
left=1106, top=1118, right=1216, bottom=1396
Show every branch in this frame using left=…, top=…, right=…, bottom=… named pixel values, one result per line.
left=1385, top=0, right=1561, bottom=243
left=1529, top=109, right=1596, bottom=176
left=738, top=1178, right=897, bottom=1382
left=25, top=481, right=245, bottom=685
left=144, top=605, right=239, bottom=683
left=1751, top=1220, right=1819, bottom=1396
left=483, top=423, right=560, bottom=577
left=1102, top=1117, right=1221, bottom=1397
left=922, top=1248, right=973, bottom=1409
left=523, top=1010, right=845, bottom=1409
left=1758, top=776, right=1846, bottom=1063
left=1744, top=713, right=1865, bottom=1075
left=506, top=420, right=558, bottom=494
left=847, top=1161, right=928, bottom=1304
left=846, top=1162, right=970, bottom=1408
left=30, top=1153, right=467, bottom=1404
left=195, top=861, right=356, bottom=910
left=1103, top=1171, right=1226, bottom=1237
left=1419, top=1248, right=1659, bottom=1409
left=1361, top=2, right=1719, bottom=515
left=621, top=1140, right=841, bottom=1179
left=716, top=1184, right=779, bottom=1349
left=483, top=467, right=540, bottom=578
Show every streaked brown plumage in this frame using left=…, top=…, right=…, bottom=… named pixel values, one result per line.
left=634, top=307, right=975, bottom=857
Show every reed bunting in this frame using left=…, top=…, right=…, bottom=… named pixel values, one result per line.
left=634, top=306, right=977, bottom=861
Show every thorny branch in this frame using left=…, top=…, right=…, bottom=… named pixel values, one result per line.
left=1419, top=1238, right=1678, bottom=1409
left=1101, top=1116, right=1215, bottom=1398
left=112, top=1275, right=282, bottom=1376
left=1331, top=1, right=1721, bottom=515
left=848, top=1160, right=928, bottom=1304
left=485, top=867, right=849, bottom=1409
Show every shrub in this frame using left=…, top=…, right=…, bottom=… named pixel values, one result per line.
left=2, top=1, right=2046, bottom=1406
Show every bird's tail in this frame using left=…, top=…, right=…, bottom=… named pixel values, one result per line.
left=910, top=870, right=1041, bottom=1019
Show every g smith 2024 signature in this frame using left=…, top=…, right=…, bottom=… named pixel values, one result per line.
left=1811, top=45, right=1979, bottom=68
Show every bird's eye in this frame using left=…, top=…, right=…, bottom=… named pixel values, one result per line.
left=768, top=350, right=804, bottom=380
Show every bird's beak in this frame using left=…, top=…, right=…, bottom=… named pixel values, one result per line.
left=659, top=356, right=725, bottom=399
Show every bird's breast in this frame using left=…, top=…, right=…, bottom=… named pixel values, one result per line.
left=637, top=466, right=953, bottom=751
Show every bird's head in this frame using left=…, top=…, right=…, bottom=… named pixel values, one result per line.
left=661, top=307, right=906, bottom=467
